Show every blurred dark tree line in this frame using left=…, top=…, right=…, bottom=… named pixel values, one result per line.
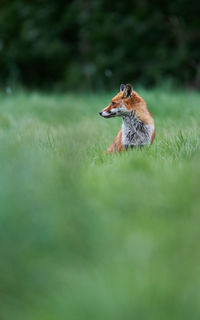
left=0, top=0, right=200, bottom=90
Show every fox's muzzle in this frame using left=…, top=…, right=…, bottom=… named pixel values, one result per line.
left=99, top=110, right=116, bottom=118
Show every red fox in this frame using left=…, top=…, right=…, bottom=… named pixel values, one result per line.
left=99, top=84, right=155, bottom=153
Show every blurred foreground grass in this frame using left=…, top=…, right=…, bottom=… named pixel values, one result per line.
left=0, top=88, right=200, bottom=320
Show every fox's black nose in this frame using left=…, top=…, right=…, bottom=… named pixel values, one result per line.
left=99, top=112, right=102, bottom=116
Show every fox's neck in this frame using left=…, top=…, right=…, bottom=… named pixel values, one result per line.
left=122, top=110, right=142, bottom=134
left=121, top=111, right=154, bottom=148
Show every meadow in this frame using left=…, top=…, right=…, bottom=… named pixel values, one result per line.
left=0, top=87, right=200, bottom=320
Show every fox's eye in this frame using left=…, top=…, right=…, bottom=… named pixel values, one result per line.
left=112, top=101, right=116, bottom=106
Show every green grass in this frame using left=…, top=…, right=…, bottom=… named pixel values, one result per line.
left=0, top=88, right=200, bottom=320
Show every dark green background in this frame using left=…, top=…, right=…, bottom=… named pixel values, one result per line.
left=0, top=0, right=200, bottom=90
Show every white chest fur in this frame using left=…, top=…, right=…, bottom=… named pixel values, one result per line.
left=122, top=111, right=154, bottom=148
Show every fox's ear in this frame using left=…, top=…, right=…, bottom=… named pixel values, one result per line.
left=120, top=84, right=125, bottom=92
left=123, top=84, right=132, bottom=98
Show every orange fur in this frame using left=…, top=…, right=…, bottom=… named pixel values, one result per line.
left=151, top=128, right=156, bottom=144
left=106, top=129, right=124, bottom=153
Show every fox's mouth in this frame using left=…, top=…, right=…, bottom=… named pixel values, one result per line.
left=99, top=111, right=116, bottom=118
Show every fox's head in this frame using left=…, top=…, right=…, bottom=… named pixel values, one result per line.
left=99, top=84, right=134, bottom=118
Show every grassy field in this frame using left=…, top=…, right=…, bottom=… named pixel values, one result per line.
left=1, top=87, right=200, bottom=320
